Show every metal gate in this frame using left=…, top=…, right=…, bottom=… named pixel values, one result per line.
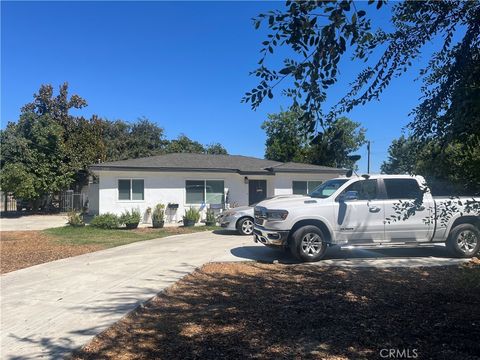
left=59, top=191, right=86, bottom=212
left=1, top=192, right=17, bottom=212
left=1, top=191, right=87, bottom=213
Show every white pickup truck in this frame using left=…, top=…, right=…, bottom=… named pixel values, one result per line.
left=253, top=174, right=480, bottom=262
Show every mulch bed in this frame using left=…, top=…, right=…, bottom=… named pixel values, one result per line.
left=72, top=261, right=480, bottom=360
left=0, top=231, right=102, bottom=274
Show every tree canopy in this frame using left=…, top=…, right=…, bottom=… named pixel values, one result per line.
left=165, top=134, right=206, bottom=154
left=382, top=134, right=480, bottom=194
left=243, top=1, right=479, bottom=139
left=244, top=0, right=479, bottom=191
left=380, top=135, right=418, bottom=175
left=262, top=109, right=308, bottom=163
left=1, top=84, right=87, bottom=200
left=308, top=116, right=366, bottom=169
left=205, top=143, right=229, bottom=155
left=1, top=83, right=228, bottom=202
left=262, top=109, right=366, bottom=168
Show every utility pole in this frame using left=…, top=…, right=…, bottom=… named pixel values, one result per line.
left=367, top=141, right=371, bottom=174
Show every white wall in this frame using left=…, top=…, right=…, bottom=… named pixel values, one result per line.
left=96, top=171, right=249, bottom=223
left=80, top=184, right=99, bottom=215
left=95, top=170, right=344, bottom=223
left=87, top=183, right=99, bottom=215
left=272, top=172, right=344, bottom=196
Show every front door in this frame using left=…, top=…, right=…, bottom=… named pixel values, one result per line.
left=333, top=179, right=385, bottom=243
left=249, top=180, right=267, bottom=205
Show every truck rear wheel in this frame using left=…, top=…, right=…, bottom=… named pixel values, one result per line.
left=289, top=225, right=327, bottom=262
left=447, top=223, right=480, bottom=258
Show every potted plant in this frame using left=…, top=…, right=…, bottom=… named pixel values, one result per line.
left=205, top=208, right=216, bottom=226
left=152, top=204, right=165, bottom=228
left=67, top=211, right=85, bottom=227
left=183, top=207, right=200, bottom=227
left=120, top=208, right=141, bottom=229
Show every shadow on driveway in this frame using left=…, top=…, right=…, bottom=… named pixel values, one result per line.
left=230, top=244, right=456, bottom=265
left=212, top=229, right=240, bottom=236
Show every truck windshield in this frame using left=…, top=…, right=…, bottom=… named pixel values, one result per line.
left=309, top=179, right=349, bottom=198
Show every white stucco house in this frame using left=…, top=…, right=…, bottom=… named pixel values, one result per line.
left=88, top=153, right=346, bottom=223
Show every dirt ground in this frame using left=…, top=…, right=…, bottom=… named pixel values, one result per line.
left=0, top=231, right=102, bottom=273
left=72, top=261, right=480, bottom=360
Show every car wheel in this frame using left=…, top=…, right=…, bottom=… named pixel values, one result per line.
left=237, top=217, right=254, bottom=235
left=289, top=225, right=327, bottom=262
left=447, top=223, right=480, bottom=258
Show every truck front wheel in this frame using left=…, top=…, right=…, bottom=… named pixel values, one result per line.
left=447, top=223, right=480, bottom=258
left=289, top=225, right=327, bottom=262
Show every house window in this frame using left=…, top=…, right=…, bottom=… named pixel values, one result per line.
left=186, top=180, right=224, bottom=204
left=118, top=179, right=144, bottom=201
left=186, top=180, right=204, bottom=204
left=292, top=181, right=324, bottom=195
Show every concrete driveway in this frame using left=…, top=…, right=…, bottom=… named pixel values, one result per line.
left=1, top=230, right=468, bottom=359
left=0, top=214, right=67, bottom=231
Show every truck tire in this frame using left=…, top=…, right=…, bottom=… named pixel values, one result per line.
left=236, top=217, right=254, bottom=235
left=289, top=225, right=327, bottom=262
left=446, top=223, right=480, bottom=258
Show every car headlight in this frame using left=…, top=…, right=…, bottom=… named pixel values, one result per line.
left=266, top=210, right=289, bottom=221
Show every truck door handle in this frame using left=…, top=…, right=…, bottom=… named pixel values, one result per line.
left=369, top=206, right=381, bottom=213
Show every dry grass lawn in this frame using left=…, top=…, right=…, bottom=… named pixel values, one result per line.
left=0, top=231, right=102, bottom=273
left=0, top=226, right=218, bottom=274
left=73, top=261, right=480, bottom=360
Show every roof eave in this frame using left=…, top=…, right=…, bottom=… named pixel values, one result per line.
left=89, top=165, right=347, bottom=175
left=89, top=166, right=239, bottom=173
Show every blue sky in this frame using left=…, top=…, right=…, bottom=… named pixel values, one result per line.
left=2, top=1, right=436, bottom=172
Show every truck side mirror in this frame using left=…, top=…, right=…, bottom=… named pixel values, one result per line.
left=339, top=191, right=359, bottom=202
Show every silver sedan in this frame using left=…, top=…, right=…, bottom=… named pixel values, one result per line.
left=217, top=206, right=254, bottom=235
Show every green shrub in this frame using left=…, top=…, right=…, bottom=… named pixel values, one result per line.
left=205, top=208, right=216, bottom=225
left=90, top=213, right=120, bottom=229
left=119, top=208, right=141, bottom=225
left=67, top=211, right=85, bottom=227
left=152, top=204, right=165, bottom=223
left=183, top=207, right=200, bottom=223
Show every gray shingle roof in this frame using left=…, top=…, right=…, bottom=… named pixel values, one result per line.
left=90, top=153, right=345, bottom=174
left=267, top=162, right=341, bottom=172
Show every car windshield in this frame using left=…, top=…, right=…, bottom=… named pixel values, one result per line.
left=309, top=179, right=349, bottom=198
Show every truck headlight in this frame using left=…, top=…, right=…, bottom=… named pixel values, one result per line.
left=266, top=210, right=289, bottom=221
